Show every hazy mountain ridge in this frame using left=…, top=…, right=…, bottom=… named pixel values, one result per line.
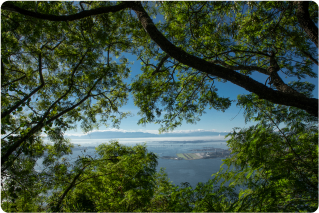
left=65, top=130, right=229, bottom=139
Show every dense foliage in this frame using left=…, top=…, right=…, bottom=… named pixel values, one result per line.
left=212, top=94, right=318, bottom=211
left=1, top=1, right=318, bottom=212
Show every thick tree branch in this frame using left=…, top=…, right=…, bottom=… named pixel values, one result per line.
left=1, top=2, right=133, bottom=21
left=301, top=50, right=319, bottom=66
left=265, top=51, right=302, bottom=95
left=295, top=1, right=318, bottom=48
left=130, top=2, right=318, bottom=118
left=1, top=59, right=5, bottom=78
left=267, top=71, right=300, bottom=95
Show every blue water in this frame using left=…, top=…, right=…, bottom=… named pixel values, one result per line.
left=38, top=137, right=231, bottom=188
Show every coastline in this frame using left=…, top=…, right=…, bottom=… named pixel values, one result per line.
left=161, top=148, right=231, bottom=160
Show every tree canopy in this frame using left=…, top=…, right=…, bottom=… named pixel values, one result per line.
left=1, top=1, right=318, bottom=212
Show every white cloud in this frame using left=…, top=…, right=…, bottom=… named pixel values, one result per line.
left=65, top=128, right=130, bottom=136
left=164, top=129, right=217, bottom=134
left=137, top=129, right=160, bottom=134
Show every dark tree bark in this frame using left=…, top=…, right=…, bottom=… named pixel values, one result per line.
left=1, top=1, right=133, bottom=21
left=295, top=1, right=318, bottom=48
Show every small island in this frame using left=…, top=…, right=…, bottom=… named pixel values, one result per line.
left=161, top=148, right=231, bottom=160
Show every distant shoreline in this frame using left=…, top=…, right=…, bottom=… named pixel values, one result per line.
left=161, top=148, right=231, bottom=160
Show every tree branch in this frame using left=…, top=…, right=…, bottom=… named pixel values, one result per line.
left=1, top=75, right=104, bottom=166
left=2, top=75, right=27, bottom=87
left=1, top=54, right=45, bottom=119
left=1, top=59, right=5, bottom=78
left=214, top=49, right=270, bottom=57
left=80, top=1, right=92, bottom=11
left=42, top=38, right=66, bottom=50
left=1, top=50, right=93, bottom=166
left=151, top=54, right=170, bottom=75
left=53, top=165, right=87, bottom=212
left=301, top=50, right=319, bottom=66
left=295, top=1, right=318, bottom=48
left=37, top=49, right=89, bottom=125
left=265, top=52, right=302, bottom=95
left=212, top=60, right=269, bottom=75
left=2, top=2, right=133, bottom=22
left=53, top=159, right=118, bottom=211
left=47, top=75, right=104, bottom=124
left=130, top=2, right=318, bottom=117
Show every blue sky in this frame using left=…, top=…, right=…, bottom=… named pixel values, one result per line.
left=67, top=51, right=318, bottom=135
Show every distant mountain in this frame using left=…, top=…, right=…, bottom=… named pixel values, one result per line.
left=66, top=130, right=229, bottom=139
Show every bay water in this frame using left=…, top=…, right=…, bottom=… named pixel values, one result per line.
left=57, top=136, right=231, bottom=188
